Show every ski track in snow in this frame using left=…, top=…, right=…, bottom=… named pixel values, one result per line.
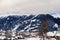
left=23, top=15, right=39, bottom=31
left=12, top=14, right=38, bottom=31
left=0, top=13, right=59, bottom=32
left=12, top=24, right=21, bottom=31
left=26, top=26, right=38, bottom=31
left=12, top=14, right=59, bottom=32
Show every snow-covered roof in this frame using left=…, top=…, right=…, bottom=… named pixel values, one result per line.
left=47, top=31, right=56, bottom=36
left=25, top=38, right=40, bottom=40
left=56, top=34, right=60, bottom=36
left=47, top=31, right=60, bottom=36
left=47, top=32, right=55, bottom=36
left=0, top=36, right=6, bottom=39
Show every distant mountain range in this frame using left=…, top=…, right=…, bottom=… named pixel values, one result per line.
left=0, top=14, right=60, bottom=32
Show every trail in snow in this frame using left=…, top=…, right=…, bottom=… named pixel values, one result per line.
left=12, top=14, right=38, bottom=31
left=12, top=24, right=21, bottom=31
left=26, top=26, right=38, bottom=31
left=23, top=15, right=38, bottom=31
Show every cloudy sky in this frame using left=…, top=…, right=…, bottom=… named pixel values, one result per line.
left=0, top=0, right=60, bottom=16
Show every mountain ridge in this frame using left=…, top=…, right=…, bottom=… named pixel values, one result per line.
left=0, top=14, right=60, bottom=32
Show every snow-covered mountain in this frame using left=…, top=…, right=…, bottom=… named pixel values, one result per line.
left=0, top=14, right=60, bottom=32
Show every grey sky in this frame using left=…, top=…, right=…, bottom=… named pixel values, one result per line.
left=0, top=0, right=60, bottom=16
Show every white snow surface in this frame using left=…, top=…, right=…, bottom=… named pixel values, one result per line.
left=0, top=36, right=6, bottom=39
left=26, top=26, right=38, bottom=31
left=25, top=38, right=41, bottom=40
left=50, top=13, right=60, bottom=18
left=53, top=23, right=58, bottom=28
left=23, top=15, right=38, bottom=31
left=12, top=24, right=20, bottom=31
left=12, top=14, right=38, bottom=31
left=47, top=31, right=57, bottom=36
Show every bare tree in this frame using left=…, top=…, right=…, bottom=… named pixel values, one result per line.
left=39, top=17, right=49, bottom=40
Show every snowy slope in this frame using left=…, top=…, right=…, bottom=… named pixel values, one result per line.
left=0, top=14, right=59, bottom=32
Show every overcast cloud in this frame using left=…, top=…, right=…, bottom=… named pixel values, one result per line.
left=0, top=0, right=60, bottom=16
